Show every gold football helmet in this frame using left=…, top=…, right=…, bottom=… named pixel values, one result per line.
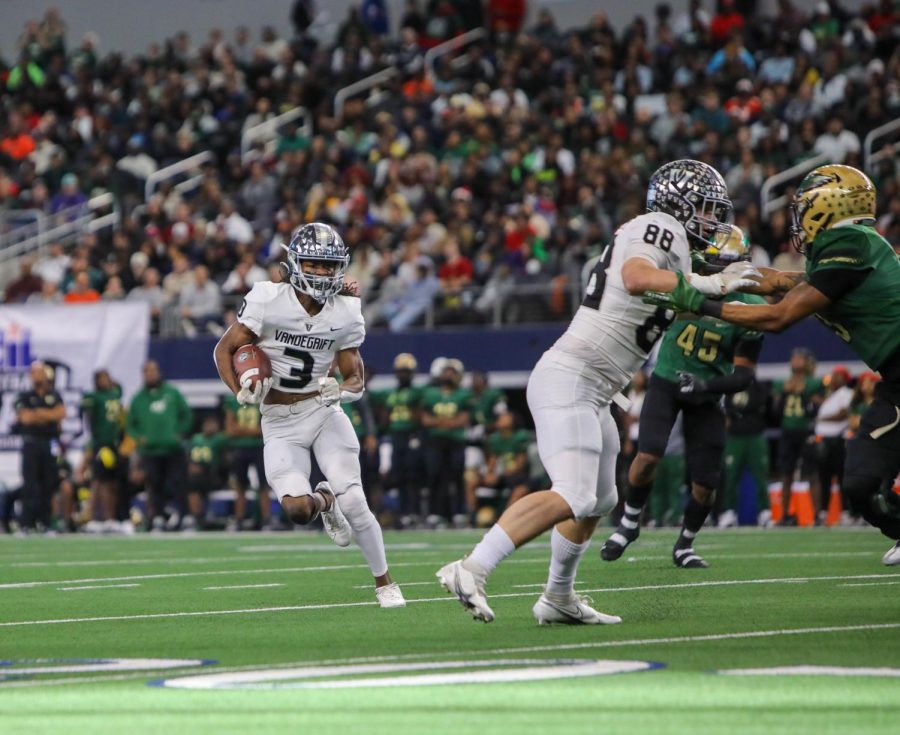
left=705, top=224, right=751, bottom=265
left=393, top=353, right=418, bottom=371
left=790, top=164, right=876, bottom=254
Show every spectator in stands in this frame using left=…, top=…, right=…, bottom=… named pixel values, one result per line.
left=4, top=258, right=43, bottom=303
left=813, top=365, right=855, bottom=525
left=63, top=271, right=101, bottom=303
left=239, top=161, right=278, bottom=236
left=126, top=360, right=193, bottom=531
left=102, top=276, right=126, bottom=300
left=814, top=115, right=861, bottom=164
left=126, top=267, right=167, bottom=332
left=179, top=264, right=223, bottom=336
left=162, top=254, right=194, bottom=303
left=222, top=253, right=268, bottom=295
left=49, top=173, right=87, bottom=218
left=0, top=111, right=36, bottom=162
left=710, top=0, right=745, bottom=44
left=27, top=279, right=62, bottom=304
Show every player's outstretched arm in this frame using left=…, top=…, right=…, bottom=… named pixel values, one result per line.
left=743, top=268, right=806, bottom=297
left=214, top=322, right=260, bottom=396
left=714, top=282, right=831, bottom=333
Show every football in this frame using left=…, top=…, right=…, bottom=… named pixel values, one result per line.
left=232, top=344, right=272, bottom=387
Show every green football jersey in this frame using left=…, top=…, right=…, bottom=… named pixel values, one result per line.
left=471, top=388, right=507, bottom=428
left=654, top=291, right=766, bottom=383
left=486, top=429, right=533, bottom=474
left=189, top=432, right=226, bottom=467
left=772, top=377, right=823, bottom=432
left=374, top=386, right=421, bottom=433
left=342, top=402, right=367, bottom=439
left=81, top=386, right=124, bottom=448
left=222, top=395, right=263, bottom=449
left=420, top=386, right=471, bottom=442
left=806, top=225, right=900, bottom=371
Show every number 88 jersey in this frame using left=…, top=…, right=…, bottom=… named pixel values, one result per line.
left=237, top=281, right=365, bottom=395
left=553, top=211, right=692, bottom=392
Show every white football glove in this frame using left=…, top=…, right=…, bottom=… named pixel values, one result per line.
left=317, top=376, right=341, bottom=406
left=236, top=375, right=272, bottom=406
left=688, top=264, right=761, bottom=296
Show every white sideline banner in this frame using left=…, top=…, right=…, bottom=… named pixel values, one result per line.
left=0, top=302, right=150, bottom=471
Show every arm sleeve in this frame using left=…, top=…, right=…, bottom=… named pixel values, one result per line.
left=808, top=267, right=870, bottom=301
left=236, top=283, right=267, bottom=336
left=734, top=335, right=764, bottom=363
left=702, top=365, right=755, bottom=395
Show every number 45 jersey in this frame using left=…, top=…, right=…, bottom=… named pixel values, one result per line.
left=553, top=211, right=692, bottom=392
left=237, top=282, right=365, bottom=395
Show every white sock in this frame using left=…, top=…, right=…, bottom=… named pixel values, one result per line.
left=467, top=524, right=515, bottom=576
left=545, top=527, right=590, bottom=598
left=353, top=511, right=389, bottom=578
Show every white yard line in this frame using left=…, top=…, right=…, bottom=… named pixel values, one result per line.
left=2, top=572, right=897, bottom=627
left=203, top=583, right=285, bottom=591
left=57, top=583, right=140, bottom=591
left=2, top=621, right=898, bottom=689
left=838, top=579, right=900, bottom=587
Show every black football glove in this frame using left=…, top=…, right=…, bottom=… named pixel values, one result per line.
left=678, top=371, right=708, bottom=395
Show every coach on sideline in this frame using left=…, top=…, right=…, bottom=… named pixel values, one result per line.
left=14, top=361, right=66, bottom=532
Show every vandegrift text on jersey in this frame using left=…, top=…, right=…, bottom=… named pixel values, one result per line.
left=274, top=330, right=337, bottom=351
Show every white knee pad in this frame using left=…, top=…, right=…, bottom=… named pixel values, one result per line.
left=338, top=485, right=377, bottom=530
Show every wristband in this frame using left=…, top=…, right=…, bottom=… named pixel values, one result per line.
left=698, top=298, right=723, bottom=318
left=340, top=389, right=364, bottom=403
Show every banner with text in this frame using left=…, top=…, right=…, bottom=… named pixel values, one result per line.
left=0, top=302, right=150, bottom=452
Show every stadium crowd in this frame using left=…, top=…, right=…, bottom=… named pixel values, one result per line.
left=1, top=1, right=899, bottom=333
left=1, top=346, right=884, bottom=534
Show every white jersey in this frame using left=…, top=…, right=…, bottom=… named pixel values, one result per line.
left=237, top=282, right=365, bottom=394
left=553, top=211, right=692, bottom=392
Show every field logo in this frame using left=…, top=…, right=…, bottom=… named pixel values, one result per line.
left=152, top=658, right=663, bottom=690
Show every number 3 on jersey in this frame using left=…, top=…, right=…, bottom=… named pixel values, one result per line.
left=280, top=347, right=314, bottom=389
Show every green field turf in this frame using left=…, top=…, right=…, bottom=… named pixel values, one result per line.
left=1, top=527, right=899, bottom=735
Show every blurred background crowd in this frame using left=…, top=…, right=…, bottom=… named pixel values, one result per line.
left=1, top=0, right=899, bottom=333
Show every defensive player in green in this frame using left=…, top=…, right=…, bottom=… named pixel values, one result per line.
left=648, top=165, right=900, bottom=565
left=771, top=348, right=823, bottom=525
left=80, top=369, right=124, bottom=524
left=602, top=226, right=765, bottom=568
left=222, top=394, right=270, bottom=530
left=420, top=359, right=471, bottom=523
left=372, top=353, right=422, bottom=516
left=186, top=415, right=228, bottom=526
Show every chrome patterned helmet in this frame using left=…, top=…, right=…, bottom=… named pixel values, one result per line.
left=647, top=159, right=733, bottom=250
left=281, top=223, right=350, bottom=303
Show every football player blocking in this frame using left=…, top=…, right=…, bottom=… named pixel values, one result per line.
left=438, top=159, right=760, bottom=624
left=213, top=223, right=405, bottom=609
left=649, top=164, right=900, bottom=568
left=601, top=226, right=766, bottom=569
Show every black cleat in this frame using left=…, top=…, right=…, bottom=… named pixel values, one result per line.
left=673, top=545, right=709, bottom=568
left=600, top=525, right=640, bottom=562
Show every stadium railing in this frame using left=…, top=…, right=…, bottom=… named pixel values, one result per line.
left=144, top=150, right=215, bottom=202
left=0, top=193, right=119, bottom=291
left=333, top=67, right=399, bottom=119
left=760, top=153, right=829, bottom=219
left=864, top=116, right=900, bottom=174
left=240, top=106, right=312, bottom=164
left=423, top=28, right=487, bottom=80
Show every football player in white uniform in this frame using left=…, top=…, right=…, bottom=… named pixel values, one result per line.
left=437, top=160, right=758, bottom=623
left=214, top=223, right=405, bottom=609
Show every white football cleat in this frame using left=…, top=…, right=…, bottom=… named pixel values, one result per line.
left=436, top=559, right=495, bottom=622
left=532, top=593, right=622, bottom=626
left=375, top=583, right=406, bottom=608
left=882, top=541, right=900, bottom=566
left=316, top=482, right=351, bottom=547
